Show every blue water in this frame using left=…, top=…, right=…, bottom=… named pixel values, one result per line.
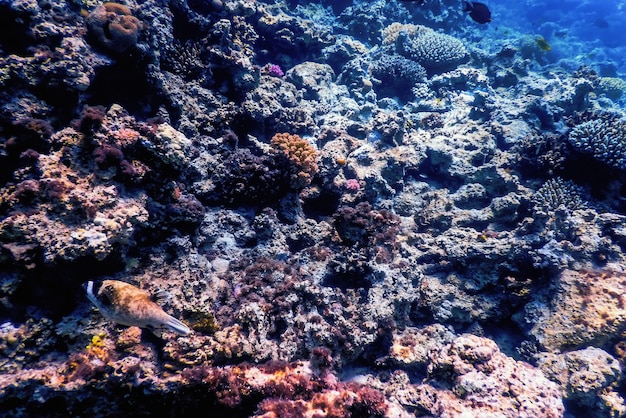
left=491, top=0, right=626, bottom=76
left=323, top=0, right=626, bottom=77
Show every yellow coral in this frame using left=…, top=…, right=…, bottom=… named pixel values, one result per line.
left=270, top=133, right=319, bottom=189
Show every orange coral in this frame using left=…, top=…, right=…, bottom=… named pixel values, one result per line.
left=270, top=133, right=319, bottom=189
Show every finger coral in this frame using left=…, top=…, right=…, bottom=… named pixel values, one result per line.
left=270, top=133, right=319, bottom=189
left=86, top=3, right=143, bottom=54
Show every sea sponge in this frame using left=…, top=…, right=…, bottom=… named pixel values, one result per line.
left=568, top=118, right=626, bottom=170
left=86, top=3, right=143, bottom=53
left=270, top=133, right=319, bottom=189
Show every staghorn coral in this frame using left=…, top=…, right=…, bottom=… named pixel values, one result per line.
left=86, top=3, right=143, bottom=54
left=568, top=117, right=626, bottom=170
left=270, top=133, right=319, bottom=189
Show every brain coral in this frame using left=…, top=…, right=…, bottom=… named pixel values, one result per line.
left=86, top=3, right=143, bottom=53
left=568, top=118, right=626, bottom=170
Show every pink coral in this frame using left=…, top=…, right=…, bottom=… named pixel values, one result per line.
left=344, top=179, right=361, bottom=191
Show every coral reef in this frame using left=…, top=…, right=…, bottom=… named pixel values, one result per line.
left=2, top=0, right=626, bottom=416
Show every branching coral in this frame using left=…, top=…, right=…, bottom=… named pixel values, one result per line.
left=532, top=177, right=585, bottom=213
left=270, top=133, right=319, bottom=189
left=370, top=54, right=427, bottom=100
left=568, top=117, right=626, bottom=170
left=383, top=23, right=468, bottom=75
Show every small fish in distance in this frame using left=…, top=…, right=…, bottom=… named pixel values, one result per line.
left=85, top=280, right=192, bottom=336
left=463, top=1, right=492, bottom=24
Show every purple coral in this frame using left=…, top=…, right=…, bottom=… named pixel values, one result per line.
left=266, top=63, right=284, bottom=78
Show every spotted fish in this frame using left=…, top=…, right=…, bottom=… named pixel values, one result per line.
left=85, top=280, right=192, bottom=336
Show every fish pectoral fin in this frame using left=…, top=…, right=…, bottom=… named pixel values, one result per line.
left=151, top=289, right=171, bottom=304
left=146, top=324, right=163, bottom=338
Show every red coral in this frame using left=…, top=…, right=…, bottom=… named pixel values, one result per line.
left=13, top=179, right=41, bottom=203
left=73, top=105, right=106, bottom=133
left=181, top=361, right=389, bottom=416
left=93, top=143, right=124, bottom=166
left=43, top=178, right=69, bottom=200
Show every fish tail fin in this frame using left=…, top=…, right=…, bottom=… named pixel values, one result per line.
left=164, top=315, right=193, bottom=336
